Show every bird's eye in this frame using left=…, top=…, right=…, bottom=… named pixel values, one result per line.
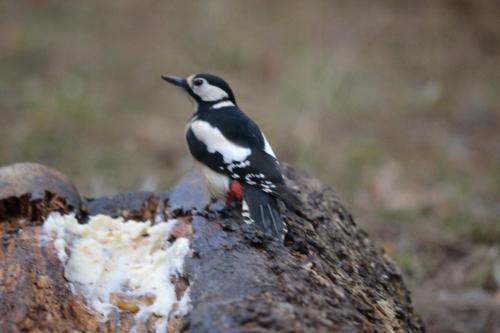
left=193, top=79, right=204, bottom=87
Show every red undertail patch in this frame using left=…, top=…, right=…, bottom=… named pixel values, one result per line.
left=227, top=181, right=243, bottom=202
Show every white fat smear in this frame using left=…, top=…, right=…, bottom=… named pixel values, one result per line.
left=41, top=212, right=191, bottom=333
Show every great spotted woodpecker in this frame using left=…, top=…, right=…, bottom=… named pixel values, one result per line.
left=162, top=73, right=300, bottom=239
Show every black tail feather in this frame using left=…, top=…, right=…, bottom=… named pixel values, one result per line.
left=242, top=184, right=285, bottom=238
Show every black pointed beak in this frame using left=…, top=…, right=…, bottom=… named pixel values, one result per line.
left=161, top=75, right=187, bottom=89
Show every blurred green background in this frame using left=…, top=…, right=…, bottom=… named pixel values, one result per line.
left=1, top=1, right=499, bottom=331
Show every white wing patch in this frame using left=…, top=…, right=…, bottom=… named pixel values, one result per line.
left=190, top=120, right=251, bottom=163
left=261, top=132, right=277, bottom=158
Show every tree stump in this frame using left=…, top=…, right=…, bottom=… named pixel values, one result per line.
left=0, top=163, right=424, bottom=332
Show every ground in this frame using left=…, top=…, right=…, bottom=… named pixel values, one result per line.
left=1, top=1, right=499, bottom=332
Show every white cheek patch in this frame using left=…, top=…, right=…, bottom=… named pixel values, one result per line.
left=193, top=83, right=229, bottom=102
left=190, top=120, right=251, bottom=163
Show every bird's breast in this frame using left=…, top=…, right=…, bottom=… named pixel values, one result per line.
left=194, top=161, right=230, bottom=199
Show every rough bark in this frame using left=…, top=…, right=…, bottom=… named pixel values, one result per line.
left=0, top=163, right=424, bottom=333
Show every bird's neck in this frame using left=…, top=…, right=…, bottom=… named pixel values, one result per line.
left=195, top=98, right=235, bottom=113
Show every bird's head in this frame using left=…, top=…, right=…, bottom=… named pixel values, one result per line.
left=162, top=73, right=236, bottom=107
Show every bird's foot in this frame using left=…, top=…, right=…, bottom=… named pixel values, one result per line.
left=204, top=200, right=238, bottom=219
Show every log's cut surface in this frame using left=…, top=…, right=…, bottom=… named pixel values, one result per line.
left=0, top=163, right=81, bottom=232
left=0, top=162, right=424, bottom=333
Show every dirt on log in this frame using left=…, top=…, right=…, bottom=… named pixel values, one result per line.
left=0, top=162, right=424, bottom=333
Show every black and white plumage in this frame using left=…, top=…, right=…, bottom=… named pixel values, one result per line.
left=162, top=73, right=300, bottom=238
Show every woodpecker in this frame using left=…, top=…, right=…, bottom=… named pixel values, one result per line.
left=162, top=73, right=300, bottom=239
